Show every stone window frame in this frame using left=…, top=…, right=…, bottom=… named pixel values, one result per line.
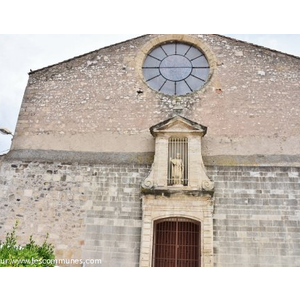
left=135, top=34, right=217, bottom=96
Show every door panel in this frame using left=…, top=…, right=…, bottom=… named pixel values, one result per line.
left=153, top=218, right=200, bottom=267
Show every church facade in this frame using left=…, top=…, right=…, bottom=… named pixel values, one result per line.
left=0, top=34, right=299, bottom=266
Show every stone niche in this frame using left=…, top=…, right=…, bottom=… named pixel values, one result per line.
left=140, top=115, right=214, bottom=267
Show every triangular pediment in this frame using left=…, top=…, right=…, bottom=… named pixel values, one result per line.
left=150, top=115, right=207, bottom=136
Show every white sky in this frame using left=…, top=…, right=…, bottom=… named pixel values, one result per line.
left=0, top=34, right=300, bottom=154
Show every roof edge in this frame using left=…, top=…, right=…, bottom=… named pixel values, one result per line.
left=150, top=115, right=207, bottom=136
left=28, top=34, right=299, bottom=75
left=215, top=34, right=300, bottom=60
left=28, top=34, right=150, bottom=75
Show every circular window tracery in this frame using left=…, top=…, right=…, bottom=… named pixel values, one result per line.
left=142, top=42, right=210, bottom=96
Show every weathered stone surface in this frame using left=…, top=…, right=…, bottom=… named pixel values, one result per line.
left=0, top=159, right=299, bottom=266
left=10, top=34, right=300, bottom=159
left=0, top=160, right=149, bottom=266
left=209, top=166, right=300, bottom=267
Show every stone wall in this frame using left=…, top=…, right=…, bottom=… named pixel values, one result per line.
left=209, top=166, right=300, bottom=267
left=1, top=157, right=299, bottom=267
left=0, top=158, right=149, bottom=266
left=11, top=34, right=300, bottom=157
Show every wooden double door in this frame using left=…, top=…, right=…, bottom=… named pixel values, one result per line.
left=152, top=217, right=201, bottom=267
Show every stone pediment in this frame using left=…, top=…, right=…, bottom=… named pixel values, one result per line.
left=143, top=115, right=213, bottom=192
left=150, top=115, right=207, bottom=137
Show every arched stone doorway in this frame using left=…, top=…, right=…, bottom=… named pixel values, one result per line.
left=152, top=217, right=201, bottom=267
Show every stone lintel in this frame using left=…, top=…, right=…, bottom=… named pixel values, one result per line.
left=141, top=187, right=214, bottom=197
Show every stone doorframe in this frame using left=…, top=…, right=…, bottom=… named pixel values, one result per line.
left=139, top=192, right=214, bottom=267
left=140, top=115, right=214, bottom=267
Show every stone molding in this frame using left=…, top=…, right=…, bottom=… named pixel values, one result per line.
left=140, top=115, right=214, bottom=267
left=142, top=115, right=214, bottom=191
left=139, top=194, right=214, bottom=267
left=4, top=150, right=300, bottom=167
left=135, top=34, right=217, bottom=96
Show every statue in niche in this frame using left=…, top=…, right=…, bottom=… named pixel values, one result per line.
left=170, top=153, right=184, bottom=185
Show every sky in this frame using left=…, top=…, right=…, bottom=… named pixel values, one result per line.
left=0, top=34, right=300, bottom=154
